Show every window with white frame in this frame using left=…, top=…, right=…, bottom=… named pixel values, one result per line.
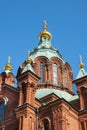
left=53, top=63, right=58, bottom=84
left=40, top=62, right=44, bottom=83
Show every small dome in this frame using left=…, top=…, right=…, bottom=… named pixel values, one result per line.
left=4, top=56, right=12, bottom=72
left=39, top=20, right=52, bottom=39
left=26, top=57, right=32, bottom=64
left=79, top=62, right=84, bottom=68
left=4, top=63, right=12, bottom=71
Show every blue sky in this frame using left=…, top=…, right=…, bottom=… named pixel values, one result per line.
left=0, top=0, right=87, bottom=89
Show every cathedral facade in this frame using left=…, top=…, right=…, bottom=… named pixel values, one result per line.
left=0, top=21, right=87, bottom=130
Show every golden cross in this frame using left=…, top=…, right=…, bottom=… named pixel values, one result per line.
left=8, top=56, right=11, bottom=63
left=43, top=20, right=47, bottom=31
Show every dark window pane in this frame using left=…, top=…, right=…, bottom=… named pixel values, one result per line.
left=0, top=102, right=5, bottom=121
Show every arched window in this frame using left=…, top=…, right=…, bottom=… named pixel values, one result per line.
left=40, top=62, right=44, bottom=83
left=40, top=118, right=50, bottom=130
left=53, top=63, right=58, bottom=85
left=0, top=101, right=5, bottom=121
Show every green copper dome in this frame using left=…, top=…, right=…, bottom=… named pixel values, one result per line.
left=30, top=43, right=63, bottom=61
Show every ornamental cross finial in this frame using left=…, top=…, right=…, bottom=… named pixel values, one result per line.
left=43, top=20, right=47, bottom=31
left=79, top=55, right=85, bottom=68
left=8, top=56, right=11, bottom=63
left=28, top=51, right=30, bottom=58
left=80, top=55, right=82, bottom=63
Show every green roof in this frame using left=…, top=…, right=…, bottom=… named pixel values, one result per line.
left=30, top=38, right=64, bottom=61
left=76, top=68, right=87, bottom=79
left=35, top=88, right=73, bottom=101
left=68, top=95, right=79, bottom=102
left=22, top=63, right=35, bottom=74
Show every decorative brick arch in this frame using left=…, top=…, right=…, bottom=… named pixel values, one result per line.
left=50, top=57, right=62, bottom=64
left=39, top=117, right=51, bottom=130
left=0, top=96, right=8, bottom=105
left=34, top=56, right=49, bottom=63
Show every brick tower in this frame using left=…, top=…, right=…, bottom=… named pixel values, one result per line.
left=15, top=54, right=40, bottom=130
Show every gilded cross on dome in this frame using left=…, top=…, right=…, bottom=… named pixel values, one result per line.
left=26, top=51, right=32, bottom=64
left=79, top=55, right=84, bottom=68
left=80, top=55, right=82, bottom=62
left=39, top=20, right=52, bottom=39
left=8, top=56, right=11, bottom=63
left=4, top=56, right=12, bottom=71
left=28, top=51, right=30, bottom=58
left=43, top=20, right=47, bottom=31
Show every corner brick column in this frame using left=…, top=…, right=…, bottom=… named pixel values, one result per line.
left=19, top=116, right=22, bottom=130
left=61, top=119, right=66, bottom=130
left=84, top=121, right=86, bottom=130
left=26, top=86, right=30, bottom=104
left=79, top=91, right=85, bottom=110
left=22, top=115, right=29, bottom=130
left=19, top=87, right=23, bottom=106
left=79, top=123, right=82, bottom=130
left=47, top=63, right=51, bottom=83
left=53, top=122, right=57, bottom=130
